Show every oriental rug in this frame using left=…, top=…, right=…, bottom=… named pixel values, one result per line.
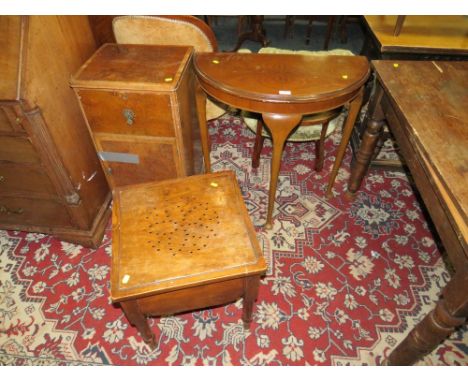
left=0, top=115, right=466, bottom=365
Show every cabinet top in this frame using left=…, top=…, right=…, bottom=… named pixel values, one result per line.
left=70, top=43, right=193, bottom=92
left=110, top=171, right=266, bottom=301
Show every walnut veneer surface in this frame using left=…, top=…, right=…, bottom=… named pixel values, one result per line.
left=71, top=44, right=202, bottom=189
left=111, top=171, right=266, bottom=346
left=194, top=52, right=370, bottom=227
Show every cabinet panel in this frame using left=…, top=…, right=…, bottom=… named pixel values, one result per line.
left=0, top=196, right=72, bottom=227
left=0, top=136, right=41, bottom=163
left=94, top=134, right=180, bottom=188
left=0, top=163, right=56, bottom=196
left=78, top=90, right=175, bottom=137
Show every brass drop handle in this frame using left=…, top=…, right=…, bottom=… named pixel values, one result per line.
left=0, top=175, right=4, bottom=182
left=122, top=108, right=135, bottom=126
left=0, top=205, right=24, bottom=215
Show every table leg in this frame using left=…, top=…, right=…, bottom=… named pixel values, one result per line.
left=262, top=113, right=302, bottom=228
left=314, top=120, right=329, bottom=172
left=242, top=275, right=261, bottom=329
left=195, top=80, right=211, bottom=173
left=120, top=300, right=156, bottom=348
left=393, top=15, right=406, bottom=36
left=346, top=84, right=385, bottom=199
left=252, top=119, right=265, bottom=168
left=326, top=87, right=364, bottom=198
left=386, top=268, right=468, bottom=365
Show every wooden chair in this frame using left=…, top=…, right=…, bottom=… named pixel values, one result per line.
left=112, top=15, right=227, bottom=121
left=244, top=108, right=342, bottom=172
left=284, top=16, right=337, bottom=50
left=284, top=16, right=360, bottom=50
left=242, top=47, right=354, bottom=172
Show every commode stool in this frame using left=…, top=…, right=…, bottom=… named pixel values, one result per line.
left=110, top=171, right=267, bottom=347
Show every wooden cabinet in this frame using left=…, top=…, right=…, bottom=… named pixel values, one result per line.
left=71, top=44, right=202, bottom=189
left=0, top=16, right=111, bottom=247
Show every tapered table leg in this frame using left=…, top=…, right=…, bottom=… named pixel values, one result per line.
left=120, top=300, right=156, bottom=348
left=326, top=87, right=364, bottom=198
left=242, top=275, right=261, bottom=329
left=195, top=80, right=211, bottom=173
left=262, top=113, right=302, bottom=228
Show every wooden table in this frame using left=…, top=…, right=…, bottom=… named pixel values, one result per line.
left=362, top=15, right=468, bottom=59
left=194, top=52, right=370, bottom=228
left=352, top=16, right=468, bottom=170
left=111, top=171, right=266, bottom=347
left=347, top=60, right=468, bottom=365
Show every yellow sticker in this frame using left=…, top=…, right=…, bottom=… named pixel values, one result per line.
left=212, top=59, right=220, bottom=64
left=393, top=63, right=399, bottom=68
left=122, top=274, right=130, bottom=284
left=342, top=74, right=348, bottom=79
left=210, top=182, right=218, bottom=187
left=164, top=77, right=173, bottom=82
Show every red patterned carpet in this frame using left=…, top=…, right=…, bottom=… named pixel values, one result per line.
left=0, top=115, right=466, bottom=365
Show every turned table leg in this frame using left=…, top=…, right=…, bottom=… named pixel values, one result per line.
left=195, top=80, right=211, bottom=173
left=120, top=300, right=156, bottom=348
left=346, top=84, right=385, bottom=199
left=262, top=113, right=302, bottom=229
left=326, top=87, right=364, bottom=198
left=386, top=268, right=468, bottom=365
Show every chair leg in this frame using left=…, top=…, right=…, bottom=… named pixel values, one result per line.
left=314, top=121, right=329, bottom=172
left=284, top=16, right=295, bottom=39
left=252, top=120, right=265, bottom=168
left=339, top=16, right=348, bottom=43
left=305, top=16, right=314, bottom=45
left=323, top=16, right=336, bottom=50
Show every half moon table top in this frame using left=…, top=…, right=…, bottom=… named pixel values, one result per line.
left=194, top=52, right=370, bottom=114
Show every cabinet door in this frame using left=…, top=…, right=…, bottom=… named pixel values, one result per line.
left=94, top=133, right=182, bottom=188
left=0, top=163, right=56, bottom=197
left=0, top=105, right=28, bottom=134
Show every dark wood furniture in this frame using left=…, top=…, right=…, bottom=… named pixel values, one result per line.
left=71, top=44, right=202, bottom=189
left=353, top=15, right=468, bottom=170
left=232, top=16, right=270, bottom=51
left=347, top=60, right=468, bottom=365
left=0, top=16, right=111, bottom=247
left=194, top=52, right=370, bottom=228
left=284, top=16, right=337, bottom=50
left=111, top=171, right=267, bottom=347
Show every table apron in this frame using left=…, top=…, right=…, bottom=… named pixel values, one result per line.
left=199, top=80, right=362, bottom=115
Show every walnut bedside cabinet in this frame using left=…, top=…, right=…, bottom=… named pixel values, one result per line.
left=111, top=171, right=267, bottom=347
left=70, top=44, right=202, bottom=189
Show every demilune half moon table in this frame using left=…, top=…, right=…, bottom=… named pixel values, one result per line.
left=194, top=52, right=370, bottom=228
